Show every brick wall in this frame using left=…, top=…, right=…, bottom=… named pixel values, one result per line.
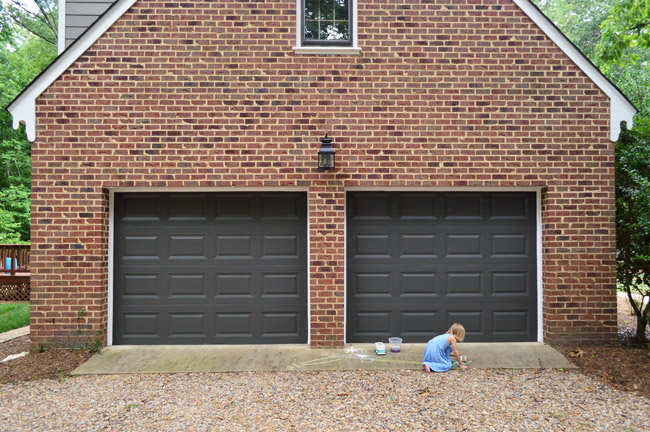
left=31, top=0, right=617, bottom=347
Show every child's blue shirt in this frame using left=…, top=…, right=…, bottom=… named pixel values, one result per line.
left=422, top=333, right=453, bottom=372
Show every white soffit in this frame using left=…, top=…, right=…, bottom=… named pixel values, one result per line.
left=7, top=0, right=636, bottom=142
left=7, top=0, right=138, bottom=142
left=58, top=0, right=66, bottom=55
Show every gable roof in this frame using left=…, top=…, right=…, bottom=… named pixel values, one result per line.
left=7, top=0, right=637, bottom=142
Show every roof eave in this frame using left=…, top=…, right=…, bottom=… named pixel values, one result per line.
left=512, top=0, right=637, bottom=141
left=7, top=0, right=638, bottom=142
left=6, top=0, right=138, bottom=142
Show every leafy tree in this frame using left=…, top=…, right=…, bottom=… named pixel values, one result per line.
left=535, top=0, right=650, bottom=341
left=598, top=0, right=650, bottom=68
left=0, top=2, right=57, bottom=243
left=534, top=0, right=614, bottom=61
left=616, top=125, right=650, bottom=342
left=0, top=0, right=57, bottom=46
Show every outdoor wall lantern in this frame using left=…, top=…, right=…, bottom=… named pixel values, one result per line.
left=318, top=131, right=336, bottom=171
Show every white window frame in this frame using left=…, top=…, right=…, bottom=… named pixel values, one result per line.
left=293, top=0, right=361, bottom=55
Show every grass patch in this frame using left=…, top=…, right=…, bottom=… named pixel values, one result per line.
left=0, top=302, right=29, bottom=333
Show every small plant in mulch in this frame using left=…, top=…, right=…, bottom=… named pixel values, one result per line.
left=62, top=307, right=102, bottom=353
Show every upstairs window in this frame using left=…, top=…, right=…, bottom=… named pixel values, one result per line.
left=303, top=0, right=353, bottom=47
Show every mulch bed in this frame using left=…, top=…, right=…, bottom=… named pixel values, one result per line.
left=0, top=336, right=94, bottom=384
left=554, top=335, right=650, bottom=400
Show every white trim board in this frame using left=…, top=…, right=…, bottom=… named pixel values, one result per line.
left=8, top=0, right=138, bottom=142
left=107, top=187, right=311, bottom=346
left=343, top=187, right=544, bottom=343
left=293, top=0, right=360, bottom=55
left=8, top=0, right=636, bottom=142
left=58, top=0, right=66, bottom=55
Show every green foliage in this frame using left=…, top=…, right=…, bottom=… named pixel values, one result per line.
left=533, top=0, right=614, bottom=61
left=598, top=0, right=650, bottom=68
left=0, top=1, right=57, bottom=47
left=0, top=302, right=30, bottom=333
left=0, top=7, right=57, bottom=243
left=0, top=185, right=31, bottom=242
left=615, top=126, right=650, bottom=341
left=535, top=0, right=650, bottom=341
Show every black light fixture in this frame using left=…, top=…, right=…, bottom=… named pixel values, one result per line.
left=318, top=131, right=335, bottom=171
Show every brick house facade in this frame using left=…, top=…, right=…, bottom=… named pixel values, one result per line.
left=9, top=0, right=635, bottom=347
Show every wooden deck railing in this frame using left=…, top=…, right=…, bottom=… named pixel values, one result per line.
left=0, top=244, right=30, bottom=301
left=0, top=244, right=30, bottom=283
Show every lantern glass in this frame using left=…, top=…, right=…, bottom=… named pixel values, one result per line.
left=318, top=151, right=334, bottom=170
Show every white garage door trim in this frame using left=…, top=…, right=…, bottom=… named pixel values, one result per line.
left=107, top=187, right=310, bottom=346
left=343, top=186, right=543, bottom=343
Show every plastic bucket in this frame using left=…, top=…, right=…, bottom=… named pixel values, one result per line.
left=388, top=337, right=402, bottom=353
left=4, top=257, right=17, bottom=273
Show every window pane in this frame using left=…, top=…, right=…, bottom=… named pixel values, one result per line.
left=320, top=0, right=334, bottom=21
left=305, top=0, right=319, bottom=19
left=335, top=0, right=348, bottom=20
left=304, top=0, right=350, bottom=42
left=305, top=20, right=319, bottom=39
left=326, top=21, right=348, bottom=40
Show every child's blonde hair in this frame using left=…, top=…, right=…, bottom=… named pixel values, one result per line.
left=447, top=323, right=466, bottom=342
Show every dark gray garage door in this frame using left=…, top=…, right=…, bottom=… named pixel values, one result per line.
left=347, top=192, right=537, bottom=342
left=113, top=192, right=307, bottom=345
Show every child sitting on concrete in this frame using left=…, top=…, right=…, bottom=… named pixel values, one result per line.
left=422, top=323, right=467, bottom=372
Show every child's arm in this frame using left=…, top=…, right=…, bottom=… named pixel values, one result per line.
left=449, top=336, right=467, bottom=370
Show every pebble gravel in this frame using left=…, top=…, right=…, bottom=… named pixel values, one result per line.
left=0, top=369, right=648, bottom=431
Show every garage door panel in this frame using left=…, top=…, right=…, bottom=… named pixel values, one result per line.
left=119, top=194, right=163, bottom=221
left=353, top=272, right=392, bottom=296
left=214, top=273, right=254, bottom=298
left=445, top=234, right=482, bottom=256
left=120, top=312, right=160, bottom=338
left=215, top=235, right=253, bottom=258
left=444, top=194, right=484, bottom=219
left=114, top=192, right=307, bottom=345
left=168, top=234, right=207, bottom=255
left=261, top=273, right=301, bottom=297
left=215, top=195, right=254, bottom=220
left=353, top=311, right=392, bottom=336
left=120, top=274, right=161, bottom=299
left=399, top=234, right=437, bottom=258
left=399, top=272, right=438, bottom=296
left=490, top=194, right=531, bottom=219
left=349, top=194, right=392, bottom=220
left=490, top=233, right=528, bottom=256
left=262, top=235, right=299, bottom=258
left=492, top=272, right=532, bottom=295
left=398, top=194, right=439, bottom=220
left=448, top=312, right=489, bottom=341
left=168, top=273, right=209, bottom=299
left=446, top=272, right=483, bottom=295
left=347, top=192, right=537, bottom=342
left=261, top=311, right=302, bottom=337
left=400, top=311, right=439, bottom=338
left=262, top=195, right=303, bottom=219
left=168, top=195, right=209, bottom=221
left=216, top=312, right=253, bottom=337
left=492, top=310, right=531, bottom=335
left=121, top=235, right=161, bottom=260
left=168, top=313, right=207, bottom=339
left=349, top=302, right=536, bottom=341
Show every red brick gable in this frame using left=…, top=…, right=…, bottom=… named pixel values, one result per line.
left=29, top=0, right=617, bottom=347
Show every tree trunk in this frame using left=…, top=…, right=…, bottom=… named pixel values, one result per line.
left=635, top=316, right=647, bottom=343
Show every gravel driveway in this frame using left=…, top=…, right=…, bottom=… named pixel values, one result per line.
left=1, top=370, right=648, bottom=431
